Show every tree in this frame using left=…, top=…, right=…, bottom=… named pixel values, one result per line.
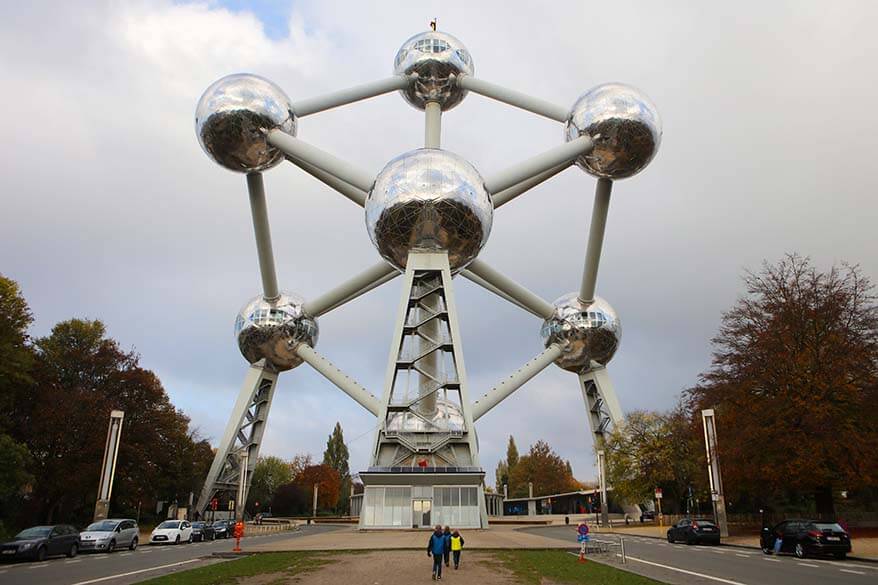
left=247, top=456, right=292, bottom=515
left=687, top=255, right=878, bottom=518
left=322, top=422, right=350, bottom=513
left=0, top=275, right=34, bottom=400
left=506, top=436, right=519, bottom=469
left=603, top=408, right=703, bottom=512
left=289, top=453, right=313, bottom=480
left=507, top=440, right=580, bottom=497
left=294, top=464, right=341, bottom=513
left=271, top=483, right=308, bottom=516
left=494, top=435, right=519, bottom=494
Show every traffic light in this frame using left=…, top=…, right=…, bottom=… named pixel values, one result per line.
left=210, top=498, right=219, bottom=511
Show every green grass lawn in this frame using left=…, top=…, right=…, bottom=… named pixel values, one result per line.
left=491, top=550, right=664, bottom=585
left=138, top=552, right=331, bottom=585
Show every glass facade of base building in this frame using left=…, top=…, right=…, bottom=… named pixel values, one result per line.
left=361, top=485, right=481, bottom=528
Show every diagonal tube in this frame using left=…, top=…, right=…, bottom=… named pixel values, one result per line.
left=579, top=178, right=613, bottom=303
left=458, top=77, right=569, bottom=122
left=291, top=76, right=409, bottom=117
left=492, top=162, right=571, bottom=209
left=267, top=130, right=375, bottom=193
left=286, top=155, right=367, bottom=207
left=459, top=269, right=542, bottom=318
left=246, top=173, right=279, bottom=300
left=472, top=343, right=563, bottom=421
left=485, top=135, right=593, bottom=195
left=465, top=259, right=555, bottom=319
left=296, top=344, right=380, bottom=416
left=304, top=262, right=399, bottom=317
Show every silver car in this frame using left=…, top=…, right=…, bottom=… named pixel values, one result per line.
left=79, top=519, right=139, bottom=552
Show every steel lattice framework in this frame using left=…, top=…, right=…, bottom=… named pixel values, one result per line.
left=193, top=29, right=661, bottom=528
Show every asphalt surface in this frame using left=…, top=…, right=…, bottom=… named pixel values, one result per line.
left=0, top=525, right=344, bottom=585
left=522, top=525, right=878, bottom=585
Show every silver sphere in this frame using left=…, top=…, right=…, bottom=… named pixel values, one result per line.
left=565, top=83, right=661, bottom=179
left=366, top=148, right=492, bottom=272
left=541, top=293, right=621, bottom=372
left=235, top=292, right=318, bottom=371
left=195, top=73, right=296, bottom=173
left=393, top=30, right=474, bottom=111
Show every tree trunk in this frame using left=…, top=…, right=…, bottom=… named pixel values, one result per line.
left=814, top=485, right=836, bottom=521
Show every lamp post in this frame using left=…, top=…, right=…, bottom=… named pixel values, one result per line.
left=701, top=409, right=729, bottom=537
left=94, top=410, right=124, bottom=521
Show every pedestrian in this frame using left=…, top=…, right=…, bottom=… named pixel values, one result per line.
left=427, top=525, right=446, bottom=580
left=442, top=525, right=452, bottom=567
left=450, top=529, right=465, bottom=569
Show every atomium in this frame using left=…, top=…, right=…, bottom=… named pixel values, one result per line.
left=541, top=293, right=621, bottom=373
left=366, top=148, right=492, bottom=272
left=196, top=73, right=296, bottom=173
left=235, top=292, right=318, bottom=371
left=566, top=83, right=662, bottom=179
left=393, top=30, right=474, bottom=111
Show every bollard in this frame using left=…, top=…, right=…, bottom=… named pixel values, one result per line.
left=232, top=521, right=244, bottom=552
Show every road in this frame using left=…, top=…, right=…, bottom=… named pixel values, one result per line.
left=523, top=525, right=878, bottom=585
left=0, top=525, right=343, bottom=585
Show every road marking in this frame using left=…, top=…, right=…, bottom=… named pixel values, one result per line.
left=66, top=559, right=83, bottom=564
left=798, top=563, right=819, bottom=568
left=593, top=552, right=750, bottom=585
left=840, top=569, right=866, bottom=575
left=69, top=558, right=203, bottom=585
left=120, top=552, right=132, bottom=556
left=736, top=554, right=751, bottom=558
left=28, top=563, right=49, bottom=569
left=712, top=550, right=726, bottom=554
left=812, top=559, right=878, bottom=571
left=763, top=558, right=780, bottom=562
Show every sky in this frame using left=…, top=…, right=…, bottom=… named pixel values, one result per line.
left=2, top=1, right=877, bottom=489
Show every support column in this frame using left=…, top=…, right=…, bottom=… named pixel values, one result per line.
left=196, top=363, right=279, bottom=515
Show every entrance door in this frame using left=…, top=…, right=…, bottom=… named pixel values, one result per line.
left=412, top=499, right=432, bottom=528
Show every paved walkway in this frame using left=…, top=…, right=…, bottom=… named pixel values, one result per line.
left=247, top=524, right=575, bottom=551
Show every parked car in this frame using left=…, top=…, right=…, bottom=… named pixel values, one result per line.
left=640, top=511, right=656, bottom=523
left=761, top=520, right=851, bottom=559
left=79, top=519, right=139, bottom=552
left=190, top=521, right=215, bottom=542
left=211, top=520, right=231, bottom=539
left=149, top=520, right=193, bottom=545
left=0, top=525, right=80, bottom=562
left=667, top=518, right=721, bottom=545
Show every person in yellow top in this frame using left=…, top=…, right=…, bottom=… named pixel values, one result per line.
left=450, top=529, right=465, bottom=569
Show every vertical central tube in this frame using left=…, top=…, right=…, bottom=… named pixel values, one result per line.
left=247, top=173, right=280, bottom=301
left=579, top=178, right=613, bottom=303
left=425, top=101, right=442, bottom=149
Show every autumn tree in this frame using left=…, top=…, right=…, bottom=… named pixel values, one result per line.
left=687, top=255, right=878, bottom=518
left=294, top=464, right=341, bottom=514
left=322, top=422, right=350, bottom=513
left=508, top=440, right=579, bottom=497
left=494, top=435, right=519, bottom=493
left=603, top=407, right=703, bottom=512
left=247, top=456, right=292, bottom=514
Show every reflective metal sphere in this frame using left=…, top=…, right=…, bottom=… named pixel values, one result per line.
left=386, top=399, right=465, bottom=433
left=541, top=293, right=621, bottom=372
left=393, top=31, right=474, bottom=111
left=366, top=148, right=492, bottom=272
left=565, top=83, right=661, bottom=179
left=235, top=292, right=318, bottom=371
left=195, top=74, right=296, bottom=173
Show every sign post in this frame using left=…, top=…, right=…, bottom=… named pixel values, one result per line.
left=655, top=487, right=663, bottom=527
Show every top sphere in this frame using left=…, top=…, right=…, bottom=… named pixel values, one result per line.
left=541, top=293, right=621, bottom=373
left=195, top=73, right=296, bottom=173
left=565, top=83, right=661, bottom=179
left=393, top=31, right=474, bottom=111
left=366, top=148, right=492, bottom=272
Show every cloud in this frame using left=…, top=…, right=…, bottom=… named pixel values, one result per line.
left=2, top=0, right=878, bottom=488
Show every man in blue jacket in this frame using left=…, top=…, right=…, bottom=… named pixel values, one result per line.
left=427, top=525, right=447, bottom=580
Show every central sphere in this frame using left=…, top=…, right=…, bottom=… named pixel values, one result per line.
left=235, top=292, right=318, bottom=372
left=366, top=149, right=492, bottom=272
left=393, top=31, right=474, bottom=111
left=541, top=293, right=621, bottom=373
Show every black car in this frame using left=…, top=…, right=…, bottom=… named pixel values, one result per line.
left=0, top=525, right=80, bottom=562
left=667, top=518, right=721, bottom=545
left=191, top=522, right=215, bottom=542
left=640, top=511, right=656, bottom=523
left=210, top=520, right=231, bottom=539
left=761, top=520, right=851, bottom=559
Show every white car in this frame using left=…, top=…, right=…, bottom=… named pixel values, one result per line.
left=149, top=520, right=193, bottom=545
